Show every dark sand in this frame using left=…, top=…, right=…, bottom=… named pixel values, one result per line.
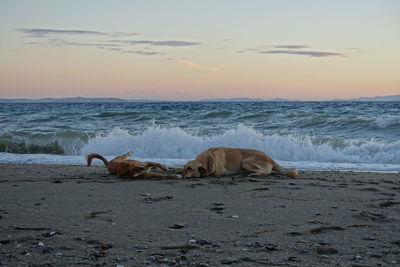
left=0, top=164, right=400, bottom=266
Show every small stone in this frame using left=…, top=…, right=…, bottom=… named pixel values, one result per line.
left=391, top=240, right=400, bottom=246
left=288, top=256, right=301, bottom=262
left=116, top=265, right=125, bottom=267
left=314, top=246, right=338, bottom=255
left=221, top=257, right=239, bottom=264
left=169, top=223, right=185, bottom=229
left=38, top=242, right=44, bottom=246
left=54, top=252, right=63, bottom=257
left=231, top=215, right=240, bottom=219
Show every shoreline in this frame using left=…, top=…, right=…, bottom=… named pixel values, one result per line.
left=1, top=164, right=399, bottom=266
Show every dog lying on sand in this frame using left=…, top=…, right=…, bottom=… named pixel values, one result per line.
left=87, top=152, right=178, bottom=179
left=180, top=147, right=298, bottom=178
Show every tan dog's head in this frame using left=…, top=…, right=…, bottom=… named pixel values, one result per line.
left=180, top=160, right=208, bottom=178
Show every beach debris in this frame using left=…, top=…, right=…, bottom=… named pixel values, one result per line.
left=13, top=226, right=51, bottom=231
left=54, top=251, right=63, bottom=257
left=310, top=226, right=345, bottom=234
left=42, top=231, right=58, bottom=237
left=0, top=239, right=11, bottom=245
left=86, top=210, right=112, bottom=218
left=357, top=211, right=387, bottom=221
left=378, top=201, right=400, bottom=208
left=307, top=219, right=330, bottom=225
left=41, top=246, right=54, bottom=254
left=288, top=256, right=301, bottom=262
left=160, top=244, right=199, bottom=250
left=348, top=224, right=375, bottom=228
left=264, top=243, right=280, bottom=251
left=287, top=231, right=303, bottom=236
left=314, top=246, right=338, bottom=255
left=185, top=182, right=204, bottom=188
left=244, top=242, right=263, bottom=248
left=168, top=223, right=185, bottom=229
left=250, top=187, right=269, bottom=191
left=210, top=203, right=224, bottom=213
left=221, top=257, right=239, bottom=264
left=231, top=215, right=240, bottom=219
left=391, top=240, right=400, bottom=246
left=247, top=178, right=261, bottom=182
left=142, top=195, right=173, bottom=203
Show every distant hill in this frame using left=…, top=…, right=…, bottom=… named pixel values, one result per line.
left=0, top=97, right=128, bottom=103
left=1, top=94, right=399, bottom=102
left=349, top=94, right=400, bottom=101
left=201, top=97, right=265, bottom=102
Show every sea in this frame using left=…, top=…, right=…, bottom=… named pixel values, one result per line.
left=0, top=101, right=399, bottom=172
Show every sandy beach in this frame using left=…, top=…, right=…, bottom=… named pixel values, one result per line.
left=0, top=164, right=399, bottom=266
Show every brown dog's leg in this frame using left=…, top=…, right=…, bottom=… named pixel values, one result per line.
left=143, top=162, right=168, bottom=171
left=114, top=152, right=133, bottom=161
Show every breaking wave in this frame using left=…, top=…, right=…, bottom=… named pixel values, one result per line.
left=79, top=125, right=400, bottom=165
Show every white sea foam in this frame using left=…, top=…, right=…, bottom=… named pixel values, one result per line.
left=1, top=125, right=399, bottom=171
left=79, top=125, right=400, bottom=165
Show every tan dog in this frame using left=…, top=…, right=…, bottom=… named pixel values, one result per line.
left=181, top=147, right=298, bottom=178
left=87, top=152, right=177, bottom=179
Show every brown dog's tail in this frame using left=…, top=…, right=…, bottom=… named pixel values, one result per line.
left=272, top=160, right=298, bottom=178
left=87, top=153, right=109, bottom=168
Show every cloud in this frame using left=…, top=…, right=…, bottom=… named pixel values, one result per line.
left=239, top=44, right=346, bottom=58
left=121, top=50, right=161, bottom=56
left=274, top=45, right=310, bottom=49
left=110, top=40, right=201, bottom=47
left=18, top=28, right=138, bottom=38
left=18, top=28, right=200, bottom=57
left=179, top=59, right=223, bottom=72
left=180, top=59, right=200, bottom=68
left=260, top=50, right=347, bottom=58
left=18, top=28, right=107, bottom=37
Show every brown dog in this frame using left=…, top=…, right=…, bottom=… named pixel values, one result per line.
left=181, top=147, right=298, bottom=178
left=87, top=152, right=177, bottom=179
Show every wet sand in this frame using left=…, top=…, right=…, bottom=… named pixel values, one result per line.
left=0, top=164, right=399, bottom=266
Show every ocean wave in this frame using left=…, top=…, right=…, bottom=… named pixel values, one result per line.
left=79, top=125, right=400, bottom=165
left=373, top=115, right=400, bottom=129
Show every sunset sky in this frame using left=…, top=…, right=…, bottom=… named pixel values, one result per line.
left=0, top=0, right=399, bottom=100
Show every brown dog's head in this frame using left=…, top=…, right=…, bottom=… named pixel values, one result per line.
left=180, top=160, right=208, bottom=178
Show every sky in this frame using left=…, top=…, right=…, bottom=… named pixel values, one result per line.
left=0, top=0, right=399, bottom=100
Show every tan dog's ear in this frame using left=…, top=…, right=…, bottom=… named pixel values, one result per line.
left=198, top=166, right=208, bottom=177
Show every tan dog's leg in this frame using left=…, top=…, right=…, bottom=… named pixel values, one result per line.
left=241, top=158, right=273, bottom=176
